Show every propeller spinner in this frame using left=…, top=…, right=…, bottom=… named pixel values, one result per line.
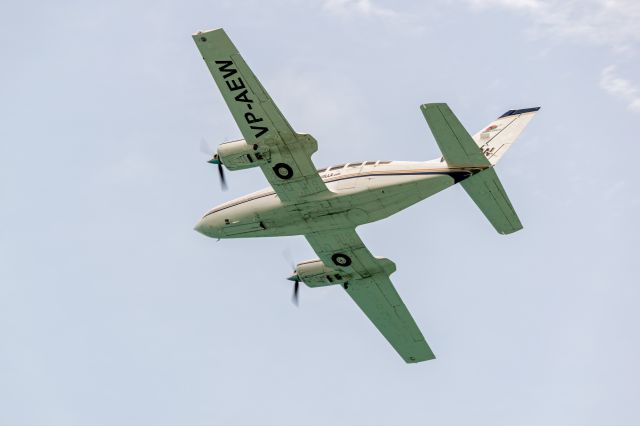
left=200, top=138, right=227, bottom=190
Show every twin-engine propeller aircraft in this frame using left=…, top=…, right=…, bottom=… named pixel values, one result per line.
left=192, top=28, right=539, bottom=363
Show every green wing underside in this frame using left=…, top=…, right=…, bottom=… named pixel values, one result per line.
left=421, top=103, right=491, bottom=168
left=461, top=168, right=523, bottom=234
left=305, top=229, right=435, bottom=363
left=192, top=28, right=329, bottom=201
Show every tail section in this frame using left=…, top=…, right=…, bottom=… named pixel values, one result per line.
left=421, top=103, right=491, bottom=168
left=421, top=103, right=540, bottom=235
left=471, top=107, right=540, bottom=165
left=460, top=168, right=523, bottom=234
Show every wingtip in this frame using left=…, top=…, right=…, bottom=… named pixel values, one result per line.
left=192, top=27, right=225, bottom=38
left=498, top=106, right=541, bottom=118
left=420, top=102, right=447, bottom=110
left=405, top=351, right=436, bottom=363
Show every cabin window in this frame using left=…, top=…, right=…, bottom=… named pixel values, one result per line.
left=378, top=160, right=392, bottom=164
left=329, top=164, right=345, bottom=171
left=365, top=161, right=376, bottom=165
left=348, top=162, right=362, bottom=167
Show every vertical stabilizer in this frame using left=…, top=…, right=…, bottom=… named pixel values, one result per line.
left=471, top=107, right=540, bottom=165
left=421, top=103, right=537, bottom=235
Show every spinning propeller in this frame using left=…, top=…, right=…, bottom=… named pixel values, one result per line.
left=287, top=272, right=301, bottom=306
left=200, top=138, right=227, bottom=190
left=284, top=249, right=301, bottom=306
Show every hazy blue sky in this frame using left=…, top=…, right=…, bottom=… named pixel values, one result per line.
left=1, top=1, right=639, bottom=425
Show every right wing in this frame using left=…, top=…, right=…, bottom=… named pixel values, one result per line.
left=193, top=28, right=330, bottom=201
left=346, top=274, right=435, bottom=363
left=305, top=228, right=435, bottom=363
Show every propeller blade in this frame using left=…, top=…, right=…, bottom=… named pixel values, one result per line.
left=200, top=138, right=228, bottom=191
left=199, top=138, right=212, bottom=155
left=218, top=161, right=227, bottom=190
left=292, top=280, right=300, bottom=306
left=282, top=248, right=295, bottom=270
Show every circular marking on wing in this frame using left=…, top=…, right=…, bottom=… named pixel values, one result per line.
left=273, top=163, right=294, bottom=180
left=331, top=253, right=352, bottom=267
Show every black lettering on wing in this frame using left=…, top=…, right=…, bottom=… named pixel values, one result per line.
left=215, top=60, right=237, bottom=79
left=234, top=89, right=253, bottom=103
left=244, top=112, right=263, bottom=124
left=251, top=125, right=268, bottom=138
left=213, top=60, right=268, bottom=140
left=226, top=77, right=245, bottom=91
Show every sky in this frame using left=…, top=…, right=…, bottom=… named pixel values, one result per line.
left=1, top=0, right=639, bottom=425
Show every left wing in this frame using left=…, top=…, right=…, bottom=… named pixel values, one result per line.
left=305, top=229, right=435, bottom=363
left=193, top=28, right=330, bottom=202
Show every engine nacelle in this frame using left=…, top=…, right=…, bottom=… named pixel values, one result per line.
left=216, top=139, right=271, bottom=171
left=294, top=259, right=352, bottom=288
left=293, top=257, right=396, bottom=288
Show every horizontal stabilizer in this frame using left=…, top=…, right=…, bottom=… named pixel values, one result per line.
left=421, top=103, right=490, bottom=168
left=461, top=168, right=523, bottom=235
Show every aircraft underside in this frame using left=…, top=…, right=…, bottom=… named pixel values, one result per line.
left=195, top=169, right=457, bottom=238
left=192, top=27, right=538, bottom=362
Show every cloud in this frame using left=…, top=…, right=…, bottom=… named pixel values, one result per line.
left=321, top=0, right=426, bottom=36
left=467, top=0, right=640, bottom=52
left=468, top=1, right=640, bottom=112
left=600, top=65, right=640, bottom=113
left=322, top=0, right=399, bottom=19
left=320, top=0, right=425, bottom=33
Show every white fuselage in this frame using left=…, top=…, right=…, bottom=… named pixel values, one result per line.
left=194, top=159, right=472, bottom=239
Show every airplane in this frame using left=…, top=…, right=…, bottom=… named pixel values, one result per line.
left=192, top=28, right=540, bottom=363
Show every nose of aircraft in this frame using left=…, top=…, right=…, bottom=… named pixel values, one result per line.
left=194, top=218, right=207, bottom=235
left=194, top=208, right=227, bottom=238
left=194, top=216, right=219, bottom=238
